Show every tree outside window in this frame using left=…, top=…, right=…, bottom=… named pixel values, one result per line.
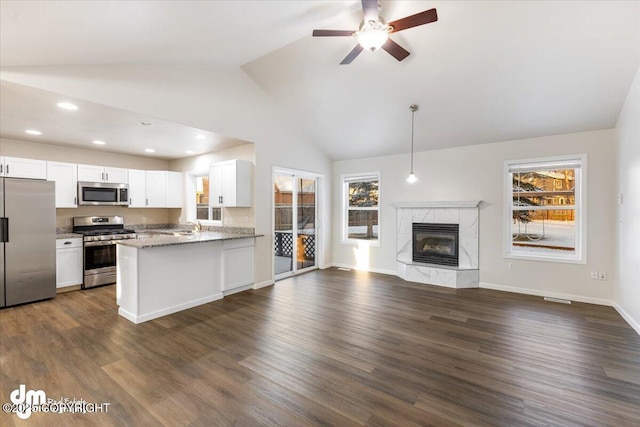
left=343, top=174, right=379, bottom=242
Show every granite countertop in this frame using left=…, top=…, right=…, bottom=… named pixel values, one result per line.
left=117, top=230, right=262, bottom=249
left=56, top=233, right=83, bottom=239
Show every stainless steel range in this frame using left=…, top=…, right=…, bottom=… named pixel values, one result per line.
left=73, top=216, right=136, bottom=289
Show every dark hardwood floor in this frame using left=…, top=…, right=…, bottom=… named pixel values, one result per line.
left=1, top=268, right=639, bottom=426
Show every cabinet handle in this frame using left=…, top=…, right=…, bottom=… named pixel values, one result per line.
left=5, top=165, right=8, bottom=175
left=74, top=196, right=77, bottom=205
left=64, top=241, right=72, bottom=245
left=106, top=173, right=109, bottom=181
left=0, top=164, right=3, bottom=174
left=129, top=198, right=132, bottom=205
left=146, top=198, right=149, bottom=206
left=101, top=172, right=104, bottom=181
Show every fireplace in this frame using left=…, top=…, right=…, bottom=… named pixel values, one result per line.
left=412, top=223, right=459, bottom=266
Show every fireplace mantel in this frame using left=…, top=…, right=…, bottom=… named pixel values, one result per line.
left=395, top=202, right=480, bottom=289
left=393, top=201, right=481, bottom=209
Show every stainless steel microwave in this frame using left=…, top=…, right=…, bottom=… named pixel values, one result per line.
left=78, top=181, right=129, bottom=206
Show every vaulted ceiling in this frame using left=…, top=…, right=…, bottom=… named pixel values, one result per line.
left=1, top=1, right=639, bottom=160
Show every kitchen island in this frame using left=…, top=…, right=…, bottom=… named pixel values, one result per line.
left=116, top=230, right=260, bottom=324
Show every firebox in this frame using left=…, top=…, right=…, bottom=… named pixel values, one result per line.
left=412, top=223, right=459, bottom=266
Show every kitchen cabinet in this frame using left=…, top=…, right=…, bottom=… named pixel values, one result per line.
left=209, top=159, right=251, bottom=208
left=222, top=238, right=255, bottom=294
left=128, top=169, right=183, bottom=208
left=78, top=164, right=128, bottom=184
left=0, top=156, right=47, bottom=179
left=47, top=161, right=78, bottom=208
left=56, top=238, right=83, bottom=288
left=145, top=170, right=167, bottom=208
left=166, top=171, right=184, bottom=208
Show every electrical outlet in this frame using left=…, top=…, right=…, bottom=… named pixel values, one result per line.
left=65, top=218, right=71, bottom=226
left=244, top=216, right=249, bottom=224
left=599, top=272, right=607, bottom=281
left=508, top=263, right=515, bottom=271
left=142, top=216, right=146, bottom=223
left=590, top=271, right=599, bottom=280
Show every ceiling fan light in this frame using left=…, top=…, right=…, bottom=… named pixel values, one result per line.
left=357, top=27, right=388, bottom=51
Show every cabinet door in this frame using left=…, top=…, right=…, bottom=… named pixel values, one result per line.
left=221, top=161, right=237, bottom=206
left=223, top=245, right=255, bottom=291
left=56, top=244, right=83, bottom=288
left=47, top=161, right=78, bottom=208
left=77, top=164, right=105, bottom=182
left=128, top=169, right=147, bottom=207
left=145, top=171, right=167, bottom=207
left=3, top=156, right=47, bottom=179
left=166, top=171, right=184, bottom=208
left=104, top=167, right=128, bottom=184
left=209, top=163, right=223, bottom=207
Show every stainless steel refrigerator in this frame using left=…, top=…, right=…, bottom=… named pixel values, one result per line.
left=0, top=178, right=56, bottom=307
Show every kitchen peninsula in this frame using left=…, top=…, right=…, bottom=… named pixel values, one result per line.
left=116, top=230, right=260, bottom=324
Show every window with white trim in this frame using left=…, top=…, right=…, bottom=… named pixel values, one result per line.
left=342, top=173, right=380, bottom=243
left=505, top=155, right=586, bottom=263
left=194, top=174, right=221, bottom=223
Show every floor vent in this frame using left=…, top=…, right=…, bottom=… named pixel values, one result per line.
left=544, top=297, right=571, bottom=304
left=337, top=267, right=352, bottom=271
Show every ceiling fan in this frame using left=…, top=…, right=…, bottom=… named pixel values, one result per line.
left=312, top=0, right=438, bottom=65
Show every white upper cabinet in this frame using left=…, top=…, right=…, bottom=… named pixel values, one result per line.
left=78, top=164, right=128, bottom=184
left=166, top=171, right=184, bottom=208
left=47, top=161, right=78, bottom=208
left=0, top=156, right=47, bottom=180
left=145, top=170, right=167, bottom=208
left=128, top=169, right=147, bottom=207
left=128, top=170, right=182, bottom=208
left=209, top=160, right=252, bottom=208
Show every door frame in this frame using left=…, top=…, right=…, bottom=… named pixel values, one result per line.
left=272, top=166, right=324, bottom=281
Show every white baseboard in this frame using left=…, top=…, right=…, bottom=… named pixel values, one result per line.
left=223, top=283, right=254, bottom=296
left=253, top=279, right=274, bottom=290
left=479, top=282, right=613, bottom=306
left=614, top=303, right=640, bottom=336
left=118, top=293, right=224, bottom=324
left=331, top=263, right=396, bottom=276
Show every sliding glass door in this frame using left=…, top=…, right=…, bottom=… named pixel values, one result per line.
left=274, top=171, right=317, bottom=280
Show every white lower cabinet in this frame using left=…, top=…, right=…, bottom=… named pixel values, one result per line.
left=222, top=238, right=255, bottom=293
left=56, top=238, right=83, bottom=288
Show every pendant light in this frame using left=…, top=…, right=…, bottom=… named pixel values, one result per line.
left=406, top=104, right=418, bottom=183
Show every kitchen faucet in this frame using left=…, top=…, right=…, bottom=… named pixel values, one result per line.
left=188, top=221, right=201, bottom=232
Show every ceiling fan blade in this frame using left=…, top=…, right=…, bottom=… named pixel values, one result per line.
left=388, top=8, right=438, bottom=33
left=361, top=0, right=379, bottom=23
left=312, top=29, right=355, bottom=37
left=340, top=45, right=364, bottom=65
left=382, top=38, right=410, bottom=61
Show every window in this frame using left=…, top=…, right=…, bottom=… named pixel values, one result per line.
left=194, top=174, right=221, bottom=223
left=505, top=155, right=586, bottom=263
left=342, top=173, right=379, bottom=244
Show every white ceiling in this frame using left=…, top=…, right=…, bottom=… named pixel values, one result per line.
left=1, top=1, right=639, bottom=161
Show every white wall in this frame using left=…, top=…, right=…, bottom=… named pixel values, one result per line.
left=615, top=65, right=640, bottom=332
left=333, top=129, right=617, bottom=304
left=1, top=65, right=333, bottom=286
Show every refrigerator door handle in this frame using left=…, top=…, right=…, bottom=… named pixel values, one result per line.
left=0, top=217, right=8, bottom=243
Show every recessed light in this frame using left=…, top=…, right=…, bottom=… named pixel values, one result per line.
left=25, top=129, right=42, bottom=135
left=194, top=134, right=206, bottom=140
left=57, top=102, right=78, bottom=111
left=144, top=148, right=155, bottom=153
left=186, top=150, right=195, bottom=154
left=140, top=122, right=152, bottom=126
left=92, top=140, right=106, bottom=145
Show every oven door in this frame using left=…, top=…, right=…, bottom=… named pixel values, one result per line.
left=83, top=241, right=117, bottom=288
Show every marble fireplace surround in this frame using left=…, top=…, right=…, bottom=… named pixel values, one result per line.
left=394, top=201, right=480, bottom=288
